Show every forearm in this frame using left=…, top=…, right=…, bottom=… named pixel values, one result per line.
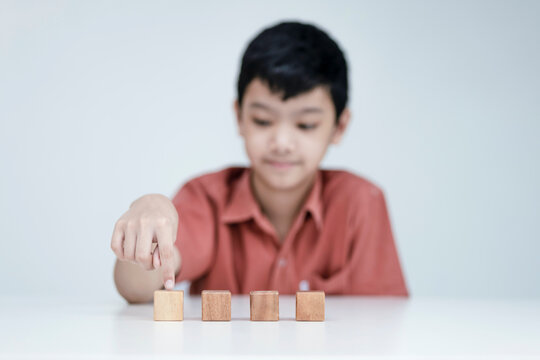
left=113, top=246, right=181, bottom=304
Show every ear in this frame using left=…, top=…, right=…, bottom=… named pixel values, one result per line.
left=330, top=107, right=351, bottom=145
left=233, top=99, right=245, bottom=137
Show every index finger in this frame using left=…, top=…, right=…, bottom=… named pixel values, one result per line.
left=155, top=224, right=175, bottom=290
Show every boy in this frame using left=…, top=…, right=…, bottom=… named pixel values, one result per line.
left=110, top=21, right=408, bottom=303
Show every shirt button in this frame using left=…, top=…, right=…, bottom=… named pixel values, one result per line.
left=278, top=258, right=287, bottom=267
left=299, top=280, right=310, bottom=291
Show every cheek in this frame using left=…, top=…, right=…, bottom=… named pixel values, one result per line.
left=243, top=131, right=266, bottom=158
left=301, top=135, right=329, bottom=161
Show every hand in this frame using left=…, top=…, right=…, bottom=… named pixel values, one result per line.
left=111, top=194, right=181, bottom=290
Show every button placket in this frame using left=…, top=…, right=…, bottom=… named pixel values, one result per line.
left=298, top=279, right=310, bottom=291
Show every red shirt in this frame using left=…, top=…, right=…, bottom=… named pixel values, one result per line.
left=172, top=166, right=408, bottom=296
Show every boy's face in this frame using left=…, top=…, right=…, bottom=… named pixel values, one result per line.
left=234, top=78, right=350, bottom=190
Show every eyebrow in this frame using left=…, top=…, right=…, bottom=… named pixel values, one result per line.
left=248, top=102, right=324, bottom=116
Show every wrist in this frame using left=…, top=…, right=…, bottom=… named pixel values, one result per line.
left=130, top=193, right=168, bottom=208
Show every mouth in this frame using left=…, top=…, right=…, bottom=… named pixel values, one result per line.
left=265, top=159, right=299, bottom=170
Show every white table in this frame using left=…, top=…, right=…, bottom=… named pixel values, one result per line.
left=0, top=296, right=539, bottom=359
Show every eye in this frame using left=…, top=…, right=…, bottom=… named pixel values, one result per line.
left=253, top=118, right=271, bottom=126
left=298, top=123, right=317, bottom=130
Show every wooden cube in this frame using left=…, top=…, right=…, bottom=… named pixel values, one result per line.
left=154, top=290, right=183, bottom=321
left=296, top=291, right=325, bottom=321
left=250, top=291, right=279, bottom=321
left=201, top=290, right=231, bottom=321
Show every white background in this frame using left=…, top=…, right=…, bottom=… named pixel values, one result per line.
left=0, top=0, right=539, bottom=301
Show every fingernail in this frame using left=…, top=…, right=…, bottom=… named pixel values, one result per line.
left=165, top=280, right=173, bottom=289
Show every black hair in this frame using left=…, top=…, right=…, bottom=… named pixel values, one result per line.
left=237, top=21, right=349, bottom=124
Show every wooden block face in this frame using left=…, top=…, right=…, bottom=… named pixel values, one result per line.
left=296, top=291, right=325, bottom=321
left=154, top=290, right=184, bottom=321
left=202, top=290, right=231, bottom=321
left=250, top=291, right=279, bottom=321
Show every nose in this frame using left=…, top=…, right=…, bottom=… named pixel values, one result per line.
left=269, top=123, right=295, bottom=155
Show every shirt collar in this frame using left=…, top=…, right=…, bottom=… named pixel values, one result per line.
left=221, top=168, right=323, bottom=231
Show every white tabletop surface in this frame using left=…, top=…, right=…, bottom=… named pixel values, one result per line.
left=0, top=295, right=539, bottom=359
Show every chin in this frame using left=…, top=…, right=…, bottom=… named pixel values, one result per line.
left=254, top=163, right=309, bottom=190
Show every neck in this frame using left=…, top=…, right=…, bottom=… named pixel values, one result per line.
left=250, top=169, right=317, bottom=232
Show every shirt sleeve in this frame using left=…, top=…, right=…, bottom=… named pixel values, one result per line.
left=171, top=179, right=216, bottom=284
left=310, top=187, right=409, bottom=296
left=346, top=188, right=409, bottom=296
